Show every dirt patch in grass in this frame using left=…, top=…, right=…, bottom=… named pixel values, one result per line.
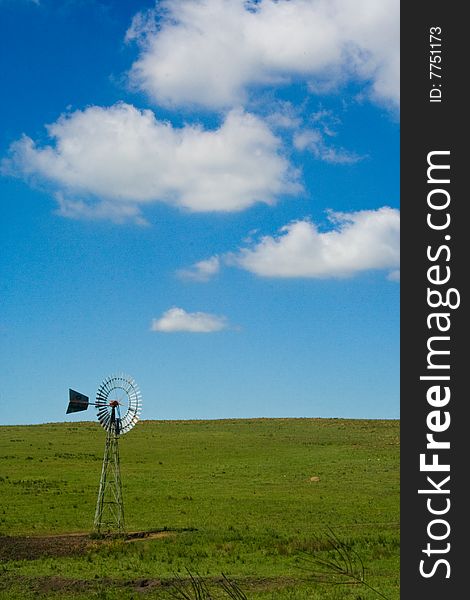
left=0, top=534, right=94, bottom=561
left=125, top=530, right=174, bottom=543
left=0, top=530, right=175, bottom=561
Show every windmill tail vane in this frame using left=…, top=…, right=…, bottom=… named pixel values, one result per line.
left=66, top=389, right=90, bottom=413
left=65, top=374, right=142, bottom=535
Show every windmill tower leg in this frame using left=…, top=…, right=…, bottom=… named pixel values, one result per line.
left=94, top=418, right=125, bottom=534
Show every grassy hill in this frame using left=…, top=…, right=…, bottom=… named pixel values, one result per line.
left=0, top=418, right=399, bottom=599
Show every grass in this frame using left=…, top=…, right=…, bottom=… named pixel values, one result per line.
left=0, top=418, right=399, bottom=599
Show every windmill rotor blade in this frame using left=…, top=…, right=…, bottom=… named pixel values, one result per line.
left=98, top=408, right=110, bottom=425
left=98, top=411, right=109, bottom=423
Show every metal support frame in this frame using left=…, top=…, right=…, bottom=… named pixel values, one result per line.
left=93, top=408, right=125, bottom=534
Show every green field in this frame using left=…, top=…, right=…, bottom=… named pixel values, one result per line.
left=0, top=418, right=399, bottom=599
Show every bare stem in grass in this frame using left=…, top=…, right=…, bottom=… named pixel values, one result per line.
left=219, top=573, right=248, bottom=599
left=168, top=570, right=247, bottom=600
left=297, top=527, right=391, bottom=600
left=168, top=569, right=214, bottom=599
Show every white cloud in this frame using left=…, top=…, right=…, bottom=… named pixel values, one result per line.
left=127, top=0, right=399, bottom=109
left=54, top=191, right=150, bottom=225
left=293, top=129, right=363, bottom=164
left=3, top=103, right=299, bottom=221
left=259, top=101, right=303, bottom=131
left=230, top=207, right=400, bottom=278
left=151, top=307, right=228, bottom=332
left=177, top=256, right=220, bottom=282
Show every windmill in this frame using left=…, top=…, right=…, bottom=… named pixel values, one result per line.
left=66, top=374, right=142, bottom=534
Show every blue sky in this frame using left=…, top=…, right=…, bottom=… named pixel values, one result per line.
left=0, top=0, right=399, bottom=425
